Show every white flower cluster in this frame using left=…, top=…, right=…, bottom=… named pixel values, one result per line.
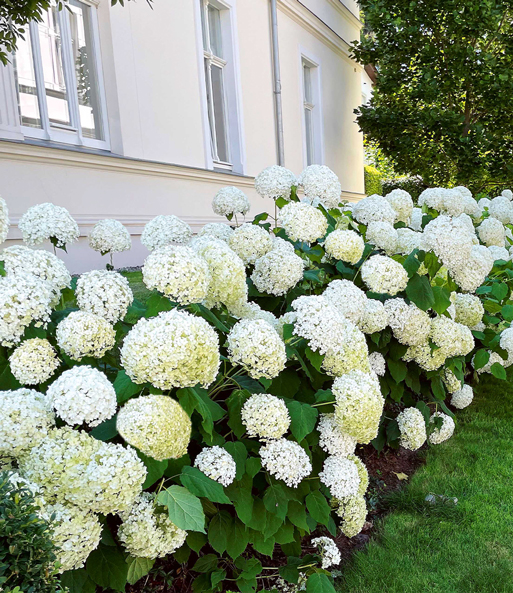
left=278, top=202, right=328, bottom=243
left=451, top=384, right=474, bottom=409
left=118, top=492, right=187, bottom=559
left=500, top=327, right=513, bottom=355
left=251, top=249, right=304, bottom=296
left=9, top=338, right=59, bottom=385
left=198, top=222, right=234, bottom=242
left=333, top=371, right=384, bottom=444
left=0, top=273, right=53, bottom=347
left=56, top=311, right=116, bottom=360
left=428, top=412, right=455, bottom=444
left=231, top=301, right=279, bottom=328
left=366, top=221, right=398, bottom=255
left=76, top=270, right=133, bottom=324
left=358, top=299, right=388, bottom=334
left=324, top=229, right=365, bottom=264
left=419, top=187, right=475, bottom=218
left=360, top=255, right=409, bottom=296
left=117, top=395, right=191, bottom=461
left=228, top=223, right=273, bottom=265
left=317, top=413, right=357, bottom=457
left=212, top=186, right=251, bottom=217
left=473, top=350, right=510, bottom=374
left=121, top=310, right=219, bottom=389
left=409, top=207, right=423, bottom=231
left=488, top=196, right=513, bottom=224
left=323, top=279, right=367, bottom=324
left=19, top=203, right=79, bottom=248
left=241, top=393, right=291, bottom=441
left=384, top=298, right=431, bottom=346
left=451, top=245, right=494, bottom=293
left=488, top=245, right=510, bottom=262
left=352, top=194, right=396, bottom=225
left=396, top=407, right=427, bottom=451
left=319, top=455, right=360, bottom=499
left=20, top=427, right=146, bottom=514
left=227, top=318, right=286, bottom=379
left=311, top=537, right=341, bottom=569
left=255, top=165, right=296, bottom=201
left=452, top=292, right=484, bottom=328
left=442, top=369, right=462, bottom=394
left=335, top=494, right=367, bottom=538
left=0, top=388, right=55, bottom=457
left=259, top=438, right=312, bottom=487
left=430, top=316, right=474, bottom=358
left=385, top=189, right=413, bottom=224
left=141, top=215, right=192, bottom=250
left=369, top=351, right=386, bottom=376
left=89, top=219, right=131, bottom=254
left=403, top=342, right=448, bottom=372
left=46, top=366, right=117, bottom=427
left=421, top=215, right=475, bottom=274
left=0, top=196, right=9, bottom=243
left=142, top=245, right=210, bottom=305
left=298, top=165, right=342, bottom=210
left=0, top=245, right=71, bottom=296
left=395, top=228, right=422, bottom=255
left=478, top=217, right=505, bottom=247
left=194, top=446, right=236, bottom=486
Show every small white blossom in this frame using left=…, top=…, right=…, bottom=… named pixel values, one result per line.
left=311, top=537, right=341, bottom=569
left=9, top=338, right=60, bottom=385
left=212, top=186, right=250, bottom=217
left=141, top=215, right=192, bottom=251
left=451, top=384, right=474, bottom=409
left=452, top=292, right=484, bottom=327
left=409, top=207, right=423, bottom=231
left=488, top=245, right=510, bottom=261
left=319, top=455, right=360, bottom=499
left=241, top=393, right=291, bottom=441
left=76, top=270, right=134, bottom=324
left=369, top=352, right=386, bottom=376
left=335, top=495, right=367, bottom=538
left=450, top=245, right=494, bottom=293
left=19, top=203, right=79, bottom=248
left=89, top=219, right=131, bottom=254
left=259, top=438, right=312, bottom=487
left=195, top=446, right=236, bottom=486
left=442, top=369, right=462, bottom=394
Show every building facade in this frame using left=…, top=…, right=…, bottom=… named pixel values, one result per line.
left=0, top=0, right=364, bottom=271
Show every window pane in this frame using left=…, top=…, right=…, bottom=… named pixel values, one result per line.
left=305, top=107, right=314, bottom=165
left=303, top=63, right=312, bottom=103
left=38, top=7, right=72, bottom=127
left=208, top=5, right=223, bottom=58
left=69, top=0, right=103, bottom=139
left=13, top=31, right=42, bottom=128
left=211, top=64, right=229, bottom=163
left=204, top=59, right=217, bottom=158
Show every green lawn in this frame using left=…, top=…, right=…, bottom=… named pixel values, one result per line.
left=340, top=371, right=513, bottom=593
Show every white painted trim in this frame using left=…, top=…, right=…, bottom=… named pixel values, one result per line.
left=0, top=62, right=24, bottom=140
left=325, top=0, right=363, bottom=28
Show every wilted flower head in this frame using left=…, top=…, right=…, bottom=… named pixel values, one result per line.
left=212, top=186, right=251, bottom=217
left=76, top=270, right=134, bottom=324
left=89, top=219, right=131, bottom=254
left=278, top=202, right=328, bottom=243
left=56, top=311, right=116, bottom=361
left=324, top=229, right=364, bottom=264
left=141, top=215, right=192, bottom=250
left=259, top=438, right=312, bottom=487
left=19, top=202, right=79, bottom=248
left=9, top=338, right=60, bottom=385
left=255, top=165, right=296, bottom=201
left=241, top=393, right=291, bottom=441
left=195, top=446, right=236, bottom=486
left=228, top=223, right=273, bottom=265
left=297, top=164, right=342, bottom=209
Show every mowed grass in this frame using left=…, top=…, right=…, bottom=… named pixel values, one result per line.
left=340, top=371, right=513, bottom=593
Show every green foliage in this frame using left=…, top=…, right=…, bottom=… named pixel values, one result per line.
left=364, top=165, right=383, bottom=196
left=381, top=176, right=426, bottom=203
left=353, top=0, right=513, bottom=192
left=0, top=472, right=61, bottom=592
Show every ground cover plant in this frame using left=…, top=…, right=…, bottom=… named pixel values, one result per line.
left=1, top=170, right=513, bottom=592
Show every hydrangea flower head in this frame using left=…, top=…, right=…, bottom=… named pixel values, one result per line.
left=396, top=407, right=427, bottom=450
left=89, top=219, right=131, bottom=254
left=255, top=165, right=296, bottom=201
left=241, top=393, right=291, bottom=440
left=194, top=446, right=236, bottom=486
left=19, top=202, right=79, bottom=248
left=76, top=270, right=133, bottom=324
left=259, top=438, right=312, bottom=487
left=212, top=186, right=250, bottom=217
left=360, top=255, right=408, bottom=296
left=56, top=311, right=116, bottom=361
left=9, top=338, right=60, bottom=385
left=297, top=164, right=342, bottom=209
left=278, top=202, right=328, bottom=243
left=141, top=215, right=192, bottom=250
left=324, top=229, right=364, bottom=264
left=228, top=223, right=273, bottom=265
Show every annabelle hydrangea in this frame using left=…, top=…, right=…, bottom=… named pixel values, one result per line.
left=421, top=215, right=475, bottom=273
left=121, top=310, right=220, bottom=389
left=358, top=299, right=388, bottom=334
left=323, top=279, right=367, bottom=324
left=322, top=320, right=370, bottom=377
left=297, top=164, right=342, bottom=209
left=278, top=202, right=328, bottom=243
left=311, top=537, right=341, bottom=570
left=228, top=223, right=273, bottom=265
left=46, top=366, right=117, bottom=428
left=231, top=300, right=279, bottom=329
left=368, top=351, right=386, bottom=376
left=477, top=217, right=505, bottom=247
left=56, top=311, right=116, bottom=360
left=403, top=342, right=448, bottom=372
left=451, top=384, right=474, bottom=409
left=384, top=298, right=431, bottom=346
left=333, top=370, right=384, bottom=444
left=89, top=219, right=131, bottom=255
left=76, top=270, right=134, bottom=324
left=409, top=207, right=423, bottom=232
left=9, top=338, right=60, bottom=385
left=118, top=492, right=187, bottom=559
left=117, top=395, right=191, bottom=461
left=0, top=273, right=53, bottom=347
left=430, top=316, right=474, bottom=358
left=255, top=165, right=296, bottom=201
left=488, top=196, right=513, bottom=224
left=317, top=413, right=357, bottom=457
left=251, top=249, right=304, bottom=296
left=198, top=222, right=234, bottom=242
left=319, top=455, right=360, bottom=499
left=18, top=203, right=79, bottom=248
left=335, top=495, right=367, bottom=538
left=395, top=228, right=422, bottom=255
left=259, top=438, right=312, bottom=487
left=360, top=255, right=408, bottom=296
left=227, top=318, right=286, bottom=379
left=450, top=244, right=494, bottom=293
left=488, top=245, right=510, bottom=261
left=0, top=196, right=9, bottom=243
left=500, top=327, right=513, bottom=356
left=0, top=388, right=55, bottom=457
left=352, top=194, right=396, bottom=225
left=142, top=245, right=210, bottom=305
left=366, top=221, right=398, bottom=255
left=396, top=407, right=427, bottom=451
left=385, top=188, right=413, bottom=223
left=141, top=215, right=192, bottom=250
left=452, top=292, right=484, bottom=327
left=429, top=412, right=455, bottom=444
left=442, top=369, right=462, bottom=394
left=323, top=229, right=364, bottom=264
left=212, top=186, right=251, bottom=217
left=194, top=446, right=236, bottom=486
left=241, top=393, right=291, bottom=441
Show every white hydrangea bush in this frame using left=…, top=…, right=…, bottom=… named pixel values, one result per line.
left=0, top=173, right=511, bottom=591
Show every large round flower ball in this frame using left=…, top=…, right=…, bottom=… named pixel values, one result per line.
left=259, top=438, right=312, bottom=488
left=385, top=188, right=413, bottom=224
left=385, top=298, right=431, bottom=346
left=428, top=412, right=455, bottom=444
left=241, top=393, right=291, bottom=441
left=255, top=165, right=296, bottom=201
left=9, top=338, right=60, bottom=385
left=198, top=222, right=234, bottom=242
left=317, top=413, right=357, bottom=457
left=46, top=366, right=117, bottom=428
left=451, top=384, right=474, bottom=409
left=323, top=279, right=367, bottom=324
left=352, top=194, right=396, bottom=225
left=366, top=221, right=398, bottom=255
left=452, top=292, right=484, bottom=328
left=212, top=186, right=250, bottom=217
left=117, top=395, right=191, bottom=461
left=228, top=223, right=273, bottom=266
left=358, top=299, right=388, bottom=334
left=18, top=202, right=79, bottom=248
left=319, top=455, right=360, bottom=499
left=0, top=388, right=55, bottom=457
left=278, top=202, right=328, bottom=243
left=251, top=249, right=304, bottom=296
left=335, top=494, right=367, bottom=538
left=194, top=446, right=236, bottom=486
left=76, top=270, right=134, bottom=324
left=121, top=309, right=220, bottom=389
left=89, top=219, right=131, bottom=254
left=361, top=255, right=409, bottom=296
left=141, top=215, right=192, bottom=251
left=297, top=164, right=342, bottom=210
left=227, top=318, right=286, bottom=379
left=477, top=217, right=505, bottom=247
left=324, top=229, right=364, bottom=265
left=142, top=245, right=210, bottom=304
left=0, top=196, right=9, bottom=243
left=56, top=311, right=116, bottom=361
left=396, top=407, right=427, bottom=451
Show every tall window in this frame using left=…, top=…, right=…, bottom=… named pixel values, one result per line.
left=302, top=57, right=322, bottom=166
left=200, top=0, right=231, bottom=168
left=12, top=0, right=108, bottom=149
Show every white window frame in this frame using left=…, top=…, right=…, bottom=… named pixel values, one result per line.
left=195, top=0, right=245, bottom=174
left=0, top=0, right=109, bottom=150
left=300, top=52, right=324, bottom=167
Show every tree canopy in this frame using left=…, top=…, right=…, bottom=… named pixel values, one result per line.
left=352, top=1, right=513, bottom=193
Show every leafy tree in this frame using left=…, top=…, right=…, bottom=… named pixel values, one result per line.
left=352, top=1, right=513, bottom=193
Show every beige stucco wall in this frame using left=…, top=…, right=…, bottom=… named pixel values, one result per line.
left=0, top=0, right=365, bottom=272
